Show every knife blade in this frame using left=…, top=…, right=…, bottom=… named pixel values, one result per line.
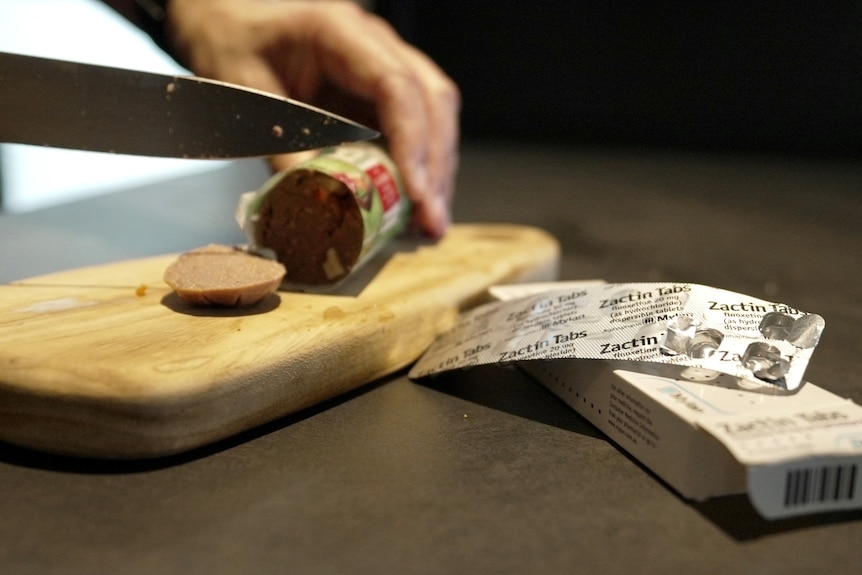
left=0, top=51, right=379, bottom=159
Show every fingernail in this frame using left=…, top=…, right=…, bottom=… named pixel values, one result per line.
left=428, top=195, right=450, bottom=238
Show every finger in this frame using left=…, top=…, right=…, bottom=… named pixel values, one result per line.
left=397, top=44, right=461, bottom=236
left=344, top=14, right=460, bottom=236
left=212, top=56, right=289, bottom=98
left=285, top=4, right=440, bottom=234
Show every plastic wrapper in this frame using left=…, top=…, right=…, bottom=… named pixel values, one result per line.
left=237, top=143, right=411, bottom=286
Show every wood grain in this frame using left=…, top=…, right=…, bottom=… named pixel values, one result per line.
left=0, top=224, right=559, bottom=458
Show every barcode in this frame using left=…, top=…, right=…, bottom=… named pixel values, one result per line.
left=783, top=464, right=858, bottom=507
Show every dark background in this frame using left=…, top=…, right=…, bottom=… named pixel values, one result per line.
left=378, top=2, right=862, bottom=156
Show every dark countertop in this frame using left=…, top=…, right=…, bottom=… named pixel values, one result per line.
left=1, top=143, right=861, bottom=574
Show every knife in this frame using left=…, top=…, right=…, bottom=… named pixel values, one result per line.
left=0, top=51, right=379, bottom=159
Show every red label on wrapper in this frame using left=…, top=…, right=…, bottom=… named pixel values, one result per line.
left=366, top=164, right=399, bottom=211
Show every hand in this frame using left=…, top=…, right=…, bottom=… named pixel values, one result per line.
left=165, top=0, right=460, bottom=237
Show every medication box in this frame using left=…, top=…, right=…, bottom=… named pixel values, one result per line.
left=500, top=282, right=862, bottom=519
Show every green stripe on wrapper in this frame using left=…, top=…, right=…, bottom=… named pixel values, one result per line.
left=237, top=143, right=411, bottom=285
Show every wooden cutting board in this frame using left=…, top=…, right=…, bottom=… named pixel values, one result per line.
left=0, top=224, right=559, bottom=459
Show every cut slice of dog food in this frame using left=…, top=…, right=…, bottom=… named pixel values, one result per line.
left=163, top=244, right=286, bottom=307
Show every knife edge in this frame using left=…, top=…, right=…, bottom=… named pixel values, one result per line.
left=0, top=51, right=379, bottom=159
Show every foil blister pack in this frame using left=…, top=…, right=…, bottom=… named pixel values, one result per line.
left=409, top=282, right=825, bottom=394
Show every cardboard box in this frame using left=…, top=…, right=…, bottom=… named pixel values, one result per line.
left=491, top=283, right=862, bottom=519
